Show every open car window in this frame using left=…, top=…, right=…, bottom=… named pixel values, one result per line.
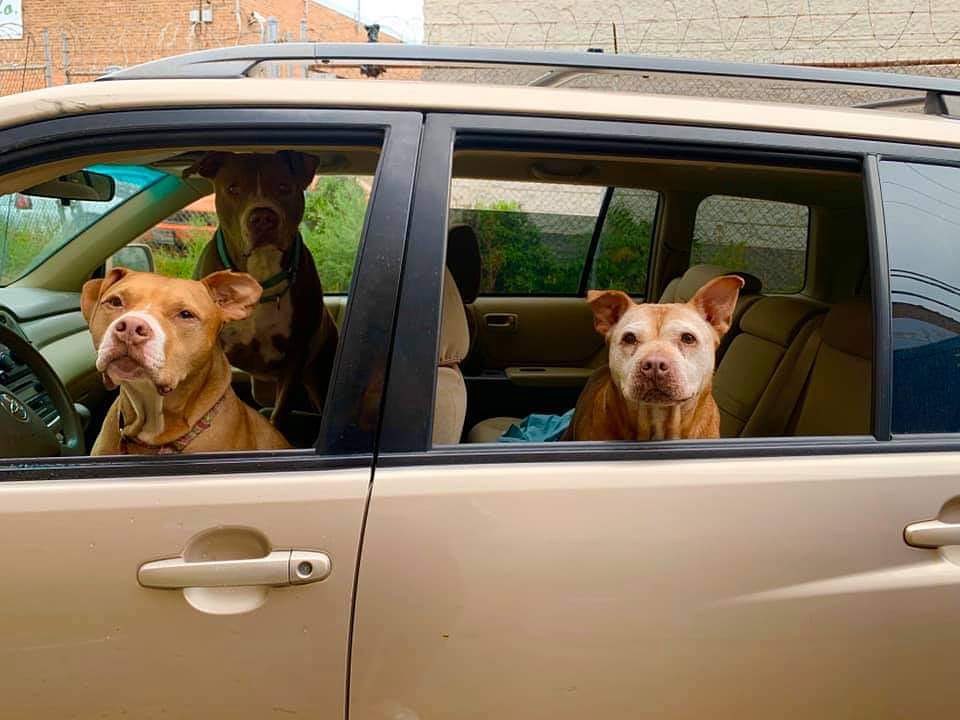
left=0, top=164, right=166, bottom=285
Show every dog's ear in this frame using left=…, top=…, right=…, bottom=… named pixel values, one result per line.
left=183, top=151, right=230, bottom=179
left=81, top=267, right=130, bottom=324
left=278, top=150, right=319, bottom=190
left=689, top=275, right=745, bottom=338
left=202, top=271, right=262, bottom=322
left=587, top=290, right=633, bottom=337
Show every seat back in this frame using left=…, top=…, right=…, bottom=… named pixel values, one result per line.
left=791, top=298, right=873, bottom=436
left=712, top=296, right=826, bottom=437
left=433, top=267, right=470, bottom=445
left=446, top=224, right=481, bottom=358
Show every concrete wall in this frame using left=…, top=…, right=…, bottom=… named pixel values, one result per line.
left=425, top=0, right=960, bottom=65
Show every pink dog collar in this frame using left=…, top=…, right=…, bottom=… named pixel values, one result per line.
left=117, top=392, right=228, bottom=455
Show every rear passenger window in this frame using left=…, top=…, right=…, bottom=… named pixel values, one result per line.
left=879, top=160, right=960, bottom=434
left=588, top=188, right=659, bottom=296
left=449, top=179, right=604, bottom=295
left=693, top=195, right=809, bottom=293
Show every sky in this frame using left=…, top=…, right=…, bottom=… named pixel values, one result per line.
left=318, top=0, right=425, bottom=43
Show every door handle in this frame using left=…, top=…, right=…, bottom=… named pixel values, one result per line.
left=904, top=520, right=960, bottom=548
left=484, top=313, right=517, bottom=330
left=138, top=550, right=331, bottom=589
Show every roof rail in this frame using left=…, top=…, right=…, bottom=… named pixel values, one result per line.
left=98, top=43, right=960, bottom=107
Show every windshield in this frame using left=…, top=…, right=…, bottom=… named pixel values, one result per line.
left=0, top=164, right=166, bottom=285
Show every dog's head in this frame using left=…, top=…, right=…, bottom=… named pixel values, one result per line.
left=81, top=268, right=261, bottom=394
left=588, top=275, right=744, bottom=406
left=184, top=151, right=318, bottom=258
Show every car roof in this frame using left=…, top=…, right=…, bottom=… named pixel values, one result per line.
left=3, top=77, right=960, bottom=148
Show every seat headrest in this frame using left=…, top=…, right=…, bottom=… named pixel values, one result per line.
left=821, top=298, right=873, bottom=360
left=439, top=267, right=470, bottom=366
left=668, top=264, right=763, bottom=303
left=740, top=296, right=825, bottom=347
left=446, top=224, right=481, bottom=304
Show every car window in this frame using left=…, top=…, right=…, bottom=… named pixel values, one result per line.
left=692, top=195, right=809, bottom=293
left=448, top=178, right=605, bottom=295
left=139, top=174, right=372, bottom=293
left=588, top=188, right=659, bottom=296
left=879, top=160, right=960, bottom=434
left=0, top=164, right=165, bottom=285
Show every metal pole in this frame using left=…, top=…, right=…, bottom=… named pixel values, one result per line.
left=42, top=29, right=53, bottom=86
left=60, top=31, right=70, bottom=84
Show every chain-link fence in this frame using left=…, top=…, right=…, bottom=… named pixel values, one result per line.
left=450, top=171, right=812, bottom=295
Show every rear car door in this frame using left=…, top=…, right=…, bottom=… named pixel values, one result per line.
left=350, top=114, right=960, bottom=718
left=0, top=108, right=420, bottom=717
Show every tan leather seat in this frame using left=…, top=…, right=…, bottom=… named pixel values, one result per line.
left=788, top=298, right=873, bottom=436
left=433, top=267, right=470, bottom=445
left=712, top=295, right=826, bottom=437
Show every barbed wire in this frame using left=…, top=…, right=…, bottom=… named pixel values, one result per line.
left=423, top=3, right=960, bottom=60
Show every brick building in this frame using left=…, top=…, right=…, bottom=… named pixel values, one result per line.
left=0, top=0, right=400, bottom=95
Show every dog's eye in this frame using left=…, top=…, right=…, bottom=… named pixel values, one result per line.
left=177, top=309, right=197, bottom=320
left=680, top=332, right=697, bottom=345
left=621, top=332, right=637, bottom=345
left=278, top=183, right=291, bottom=194
left=226, top=184, right=240, bottom=197
left=104, top=296, right=123, bottom=308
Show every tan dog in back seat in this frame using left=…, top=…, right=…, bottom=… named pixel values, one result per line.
left=185, top=151, right=338, bottom=423
left=82, top=268, right=290, bottom=455
left=563, top=275, right=744, bottom=441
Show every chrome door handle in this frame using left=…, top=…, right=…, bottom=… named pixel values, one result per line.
left=904, top=520, right=960, bottom=548
left=138, top=550, right=331, bottom=589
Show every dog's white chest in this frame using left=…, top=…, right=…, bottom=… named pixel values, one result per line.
left=221, top=292, right=293, bottom=364
left=220, top=245, right=295, bottom=365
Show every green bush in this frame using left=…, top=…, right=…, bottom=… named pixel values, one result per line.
left=464, top=202, right=585, bottom=294
left=301, top=176, right=368, bottom=293
left=590, top=203, right=652, bottom=292
left=148, top=176, right=368, bottom=291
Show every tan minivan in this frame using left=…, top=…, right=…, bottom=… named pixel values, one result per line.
left=0, top=43, right=958, bottom=718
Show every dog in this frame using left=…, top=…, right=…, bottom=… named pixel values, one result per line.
left=184, top=150, right=338, bottom=423
left=82, top=268, right=291, bottom=455
left=563, top=275, right=744, bottom=441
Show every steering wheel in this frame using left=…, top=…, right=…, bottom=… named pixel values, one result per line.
left=0, top=323, right=85, bottom=458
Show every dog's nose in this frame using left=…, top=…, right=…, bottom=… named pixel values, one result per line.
left=639, top=356, right=671, bottom=378
left=247, top=207, right=279, bottom=233
left=113, top=317, right=152, bottom=345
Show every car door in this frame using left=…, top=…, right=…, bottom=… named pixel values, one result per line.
left=349, top=116, right=960, bottom=719
left=0, top=108, right=420, bottom=718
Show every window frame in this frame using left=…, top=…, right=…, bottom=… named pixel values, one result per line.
left=0, top=107, right=422, bottom=480
left=579, top=186, right=662, bottom=298
left=691, top=193, right=811, bottom=295
left=378, top=112, right=960, bottom=459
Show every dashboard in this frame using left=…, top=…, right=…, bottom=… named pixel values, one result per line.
left=0, top=287, right=103, bottom=422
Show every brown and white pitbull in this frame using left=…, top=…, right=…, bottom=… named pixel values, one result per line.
left=185, top=151, right=338, bottom=422
left=82, top=268, right=290, bottom=455
left=563, top=275, right=744, bottom=441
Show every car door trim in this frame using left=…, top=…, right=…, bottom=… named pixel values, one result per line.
left=380, top=112, right=960, bottom=455
left=0, top=108, right=422, bottom=479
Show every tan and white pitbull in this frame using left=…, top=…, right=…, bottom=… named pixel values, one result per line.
left=82, top=268, right=290, bottom=455
left=563, top=275, right=744, bottom=441
left=185, top=151, right=338, bottom=423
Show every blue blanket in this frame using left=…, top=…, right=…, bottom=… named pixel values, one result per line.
left=497, top=409, right=575, bottom=443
